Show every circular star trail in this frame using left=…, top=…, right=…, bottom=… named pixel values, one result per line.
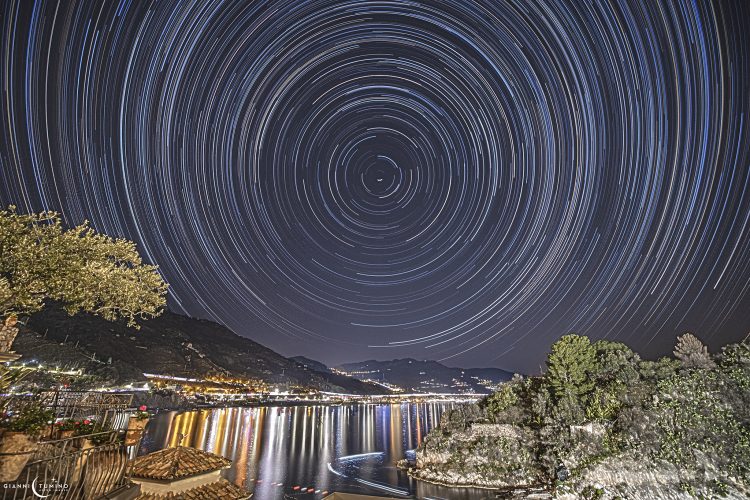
left=2, top=0, right=749, bottom=370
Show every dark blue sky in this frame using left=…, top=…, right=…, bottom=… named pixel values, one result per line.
left=2, top=0, right=750, bottom=373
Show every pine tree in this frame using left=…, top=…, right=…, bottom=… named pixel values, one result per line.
left=546, top=334, right=598, bottom=400
left=673, top=332, right=715, bottom=369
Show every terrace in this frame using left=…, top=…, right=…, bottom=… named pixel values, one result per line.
left=1, top=390, right=142, bottom=500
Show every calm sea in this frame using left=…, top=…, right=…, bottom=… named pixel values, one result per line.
left=140, top=403, right=496, bottom=499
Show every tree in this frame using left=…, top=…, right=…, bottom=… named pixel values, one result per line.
left=673, top=332, right=715, bottom=369
left=546, top=334, right=598, bottom=400
left=585, top=383, right=623, bottom=421
left=481, top=382, right=520, bottom=423
left=0, top=206, right=167, bottom=335
left=638, top=356, right=680, bottom=382
left=545, top=334, right=599, bottom=425
left=592, top=340, right=641, bottom=385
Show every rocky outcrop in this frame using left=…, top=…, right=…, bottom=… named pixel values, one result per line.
left=409, top=336, right=750, bottom=499
left=410, top=422, right=546, bottom=490
left=411, top=417, right=750, bottom=499
left=556, top=452, right=750, bottom=499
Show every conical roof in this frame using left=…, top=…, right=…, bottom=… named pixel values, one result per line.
left=135, top=478, right=251, bottom=499
left=131, top=446, right=231, bottom=480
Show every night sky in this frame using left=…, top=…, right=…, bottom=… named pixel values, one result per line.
left=1, top=1, right=750, bottom=373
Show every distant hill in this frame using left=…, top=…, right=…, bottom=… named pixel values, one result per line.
left=290, top=356, right=332, bottom=373
left=336, top=358, right=513, bottom=393
left=13, top=305, right=383, bottom=395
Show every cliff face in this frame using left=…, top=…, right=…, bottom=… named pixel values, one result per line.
left=413, top=422, right=545, bottom=490
left=556, top=451, right=750, bottom=500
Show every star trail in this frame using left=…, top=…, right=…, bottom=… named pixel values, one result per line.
left=1, top=0, right=749, bottom=371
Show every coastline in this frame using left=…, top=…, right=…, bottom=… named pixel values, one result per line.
left=129, top=390, right=369, bottom=413
left=137, top=399, right=394, bottom=413
left=409, top=470, right=551, bottom=498
left=398, top=460, right=551, bottom=498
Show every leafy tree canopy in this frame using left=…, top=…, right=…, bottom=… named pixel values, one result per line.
left=592, top=339, right=641, bottom=385
left=0, top=206, right=167, bottom=328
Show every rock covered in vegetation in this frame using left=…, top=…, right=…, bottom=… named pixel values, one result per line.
left=556, top=451, right=749, bottom=499
left=409, top=333, right=750, bottom=499
left=413, top=419, right=545, bottom=489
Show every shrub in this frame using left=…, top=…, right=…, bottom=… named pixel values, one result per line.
left=480, top=383, right=520, bottom=423
left=719, top=340, right=750, bottom=369
left=585, top=383, right=623, bottom=422
left=0, top=403, right=54, bottom=436
left=638, top=357, right=680, bottom=382
left=133, top=405, right=150, bottom=420
left=652, top=370, right=750, bottom=479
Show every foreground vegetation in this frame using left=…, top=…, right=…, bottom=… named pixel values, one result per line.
left=0, top=206, right=167, bottom=326
left=411, top=333, right=750, bottom=499
left=1, top=206, right=167, bottom=400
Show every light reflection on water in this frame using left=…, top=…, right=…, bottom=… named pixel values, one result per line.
left=140, top=403, right=497, bottom=499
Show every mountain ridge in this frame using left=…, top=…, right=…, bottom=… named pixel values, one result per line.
left=337, top=357, right=513, bottom=393
left=12, top=305, right=384, bottom=395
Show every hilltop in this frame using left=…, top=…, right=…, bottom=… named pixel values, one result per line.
left=290, top=356, right=332, bottom=374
